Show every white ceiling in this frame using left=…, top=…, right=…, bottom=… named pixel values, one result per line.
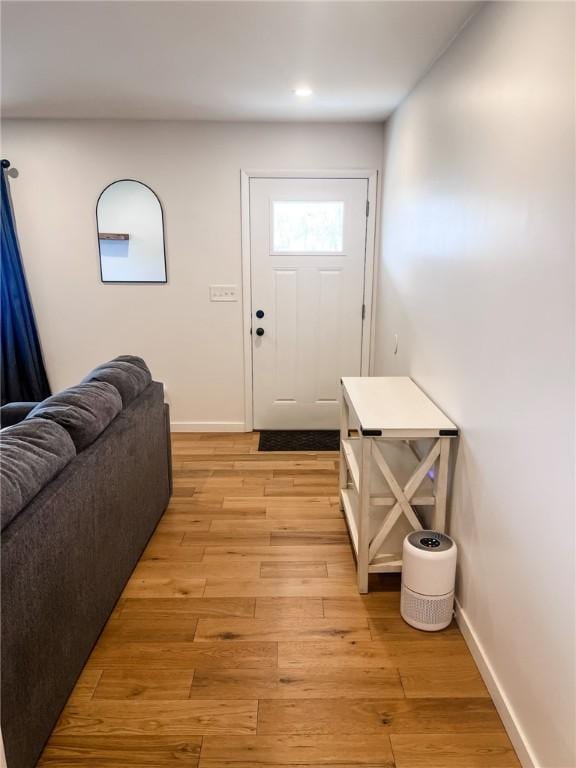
left=1, top=1, right=480, bottom=121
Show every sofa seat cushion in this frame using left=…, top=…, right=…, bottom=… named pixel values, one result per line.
left=26, top=381, right=122, bottom=452
left=81, top=356, right=152, bottom=407
left=0, top=418, right=76, bottom=530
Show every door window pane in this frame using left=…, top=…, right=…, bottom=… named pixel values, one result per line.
left=273, top=201, right=344, bottom=253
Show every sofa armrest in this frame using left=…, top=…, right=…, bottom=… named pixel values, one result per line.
left=1, top=402, right=39, bottom=428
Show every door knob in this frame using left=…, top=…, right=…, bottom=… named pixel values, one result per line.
left=255, top=327, right=265, bottom=337
left=256, top=310, right=265, bottom=319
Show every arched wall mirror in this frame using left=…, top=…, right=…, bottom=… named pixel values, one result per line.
left=96, top=179, right=167, bottom=283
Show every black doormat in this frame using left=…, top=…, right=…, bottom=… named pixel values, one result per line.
left=258, top=430, right=340, bottom=452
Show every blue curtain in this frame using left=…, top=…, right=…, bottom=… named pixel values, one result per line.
left=1, top=164, right=50, bottom=405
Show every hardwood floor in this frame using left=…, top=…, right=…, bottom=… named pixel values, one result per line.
left=39, top=432, right=520, bottom=767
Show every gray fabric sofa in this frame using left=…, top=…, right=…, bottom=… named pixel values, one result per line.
left=0, top=357, right=172, bottom=768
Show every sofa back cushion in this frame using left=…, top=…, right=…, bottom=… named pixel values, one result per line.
left=0, top=418, right=76, bottom=530
left=113, top=354, right=150, bottom=374
left=26, top=381, right=122, bottom=451
left=81, top=356, right=152, bottom=407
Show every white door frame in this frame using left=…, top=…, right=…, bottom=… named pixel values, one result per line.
left=240, top=168, right=378, bottom=433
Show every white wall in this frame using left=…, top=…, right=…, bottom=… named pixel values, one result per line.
left=1, top=120, right=382, bottom=428
left=374, top=3, right=575, bottom=767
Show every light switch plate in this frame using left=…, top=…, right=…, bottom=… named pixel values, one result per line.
left=210, top=284, right=238, bottom=302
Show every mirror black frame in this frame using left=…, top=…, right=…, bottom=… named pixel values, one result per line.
left=96, top=178, right=168, bottom=284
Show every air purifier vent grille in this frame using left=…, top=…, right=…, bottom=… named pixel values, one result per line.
left=401, top=586, right=454, bottom=630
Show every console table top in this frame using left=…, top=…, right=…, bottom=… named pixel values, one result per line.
left=341, top=376, right=457, bottom=434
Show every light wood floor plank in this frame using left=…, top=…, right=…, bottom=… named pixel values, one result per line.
left=190, top=667, right=403, bottom=700
left=54, top=700, right=257, bottom=736
left=254, top=597, right=324, bottom=619
left=292, top=475, right=339, bottom=485
left=121, top=577, right=206, bottom=599
left=202, top=545, right=353, bottom=562
left=209, top=519, right=347, bottom=533
left=199, top=764, right=389, bottom=768
left=369, top=618, right=461, bottom=641
left=172, top=467, right=212, bottom=476
left=272, top=468, right=338, bottom=477
left=130, top=560, right=261, bottom=581
left=199, top=734, right=395, bottom=765
left=258, top=698, right=506, bottom=735
left=182, top=533, right=272, bottom=547
left=99, top=614, right=199, bottom=643
left=265, top=505, right=343, bottom=519
left=38, top=736, right=202, bottom=766
left=155, top=517, right=212, bottom=532
left=213, top=469, right=273, bottom=478
left=262, top=492, right=338, bottom=502
left=173, top=477, right=251, bottom=488
left=140, top=531, right=186, bottom=547
left=390, top=734, right=521, bottom=767
left=174, top=489, right=268, bottom=499
left=165, top=502, right=268, bottom=519
left=88, top=641, right=277, bottom=669
left=385, top=637, right=475, bottom=665
left=260, top=561, right=328, bottom=579
left=204, top=578, right=359, bottom=598
left=398, top=657, right=490, bottom=698
left=141, top=544, right=205, bottom=562
left=194, top=617, right=371, bottom=643
left=233, top=460, right=336, bottom=471
left=327, top=561, right=357, bottom=577
left=278, top=640, right=396, bottom=669
left=323, top=594, right=400, bottom=618
left=270, top=531, right=350, bottom=546
left=263, top=487, right=338, bottom=497
left=172, top=461, right=236, bottom=470
left=218, top=499, right=270, bottom=513
left=120, top=597, right=256, bottom=618
left=93, top=669, right=195, bottom=700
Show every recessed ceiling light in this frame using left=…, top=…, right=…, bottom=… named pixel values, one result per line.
left=294, top=86, right=313, bottom=98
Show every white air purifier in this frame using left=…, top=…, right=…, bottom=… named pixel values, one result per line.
left=401, top=531, right=457, bottom=631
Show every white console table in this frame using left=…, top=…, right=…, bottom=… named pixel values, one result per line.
left=339, top=377, right=459, bottom=593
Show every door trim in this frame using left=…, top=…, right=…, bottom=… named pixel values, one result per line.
left=240, top=169, right=378, bottom=432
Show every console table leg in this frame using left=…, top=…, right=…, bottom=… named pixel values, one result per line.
left=357, top=436, right=371, bottom=594
left=339, top=388, right=349, bottom=510
left=434, top=437, right=450, bottom=532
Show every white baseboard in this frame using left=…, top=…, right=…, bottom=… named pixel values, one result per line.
left=170, top=421, right=247, bottom=433
left=455, top=599, right=537, bottom=768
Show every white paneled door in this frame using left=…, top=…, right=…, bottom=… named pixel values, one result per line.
left=250, top=177, right=370, bottom=429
